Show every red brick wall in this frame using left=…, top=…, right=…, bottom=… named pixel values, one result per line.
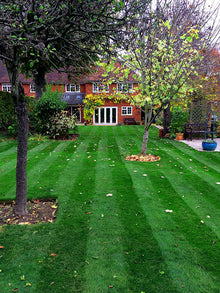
left=83, top=83, right=141, bottom=124
left=23, top=84, right=35, bottom=97
left=0, top=81, right=141, bottom=124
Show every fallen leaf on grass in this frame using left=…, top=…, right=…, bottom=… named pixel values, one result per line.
left=165, top=209, right=173, bottom=213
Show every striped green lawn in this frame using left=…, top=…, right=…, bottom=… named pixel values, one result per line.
left=0, top=126, right=219, bottom=293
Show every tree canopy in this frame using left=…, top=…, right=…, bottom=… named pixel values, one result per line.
left=0, top=0, right=139, bottom=215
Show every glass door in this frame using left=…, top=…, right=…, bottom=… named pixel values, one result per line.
left=93, top=107, right=118, bottom=125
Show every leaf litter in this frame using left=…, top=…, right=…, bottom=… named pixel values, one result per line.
left=0, top=199, right=58, bottom=225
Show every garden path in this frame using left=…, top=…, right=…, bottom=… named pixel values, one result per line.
left=181, top=138, right=220, bottom=152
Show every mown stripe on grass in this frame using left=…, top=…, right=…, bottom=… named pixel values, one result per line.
left=0, top=140, right=17, bottom=153
left=149, top=139, right=220, bottom=207
left=83, top=127, right=129, bottom=293
left=155, top=143, right=220, bottom=222
left=35, top=133, right=101, bottom=292
left=0, top=137, right=91, bottom=292
left=0, top=146, right=17, bottom=161
left=112, top=128, right=219, bottom=292
left=26, top=140, right=76, bottom=199
left=126, top=159, right=220, bottom=293
left=110, top=128, right=178, bottom=293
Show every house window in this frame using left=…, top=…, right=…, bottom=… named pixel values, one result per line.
left=2, top=84, right=12, bottom=92
left=121, top=106, right=132, bottom=115
left=93, top=83, right=109, bottom=93
left=66, top=84, right=80, bottom=92
left=117, top=83, right=133, bottom=93
left=30, top=84, right=35, bottom=93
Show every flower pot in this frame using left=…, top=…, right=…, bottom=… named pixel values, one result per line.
left=202, top=141, right=217, bottom=151
left=176, top=133, right=184, bottom=140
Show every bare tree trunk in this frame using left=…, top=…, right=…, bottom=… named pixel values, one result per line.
left=141, top=127, right=149, bottom=155
left=34, top=66, right=46, bottom=100
left=15, top=102, right=29, bottom=215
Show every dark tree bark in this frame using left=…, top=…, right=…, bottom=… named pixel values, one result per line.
left=5, top=55, right=29, bottom=215
left=15, top=102, right=29, bottom=215
left=163, top=102, right=171, bottom=136
left=34, top=66, right=46, bottom=100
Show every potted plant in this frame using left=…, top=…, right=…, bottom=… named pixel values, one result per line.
left=202, top=140, right=217, bottom=151
left=175, top=131, right=184, bottom=140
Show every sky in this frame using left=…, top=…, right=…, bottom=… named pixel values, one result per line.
left=205, top=0, right=220, bottom=24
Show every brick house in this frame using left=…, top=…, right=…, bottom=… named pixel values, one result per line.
left=0, top=61, right=141, bottom=125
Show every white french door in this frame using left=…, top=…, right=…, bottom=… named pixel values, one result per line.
left=93, top=107, right=118, bottom=125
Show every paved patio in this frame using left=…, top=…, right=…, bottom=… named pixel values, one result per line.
left=180, top=138, right=220, bottom=152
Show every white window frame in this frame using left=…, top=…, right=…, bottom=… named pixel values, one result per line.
left=2, top=84, right=12, bottom=92
left=65, top=84, right=80, bottom=93
left=117, top=83, right=133, bottom=93
left=30, top=84, right=35, bottom=93
left=121, top=106, right=133, bottom=115
left=93, top=82, right=109, bottom=93
left=93, top=106, right=118, bottom=125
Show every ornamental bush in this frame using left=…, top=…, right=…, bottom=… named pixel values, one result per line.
left=32, top=86, right=67, bottom=134
left=49, top=110, right=78, bottom=138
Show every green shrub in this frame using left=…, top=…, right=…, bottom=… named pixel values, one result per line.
left=0, top=92, right=36, bottom=136
left=170, top=106, right=189, bottom=134
left=32, top=86, right=67, bottom=134
left=0, top=91, right=16, bottom=130
left=49, top=110, right=78, bottom=138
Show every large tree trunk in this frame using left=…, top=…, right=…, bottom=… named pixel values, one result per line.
left=15, top=102, right=29, bottom=215
left=34, top=66, right=46, bottom=100
left=5, top=54, right=29, bottom=215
